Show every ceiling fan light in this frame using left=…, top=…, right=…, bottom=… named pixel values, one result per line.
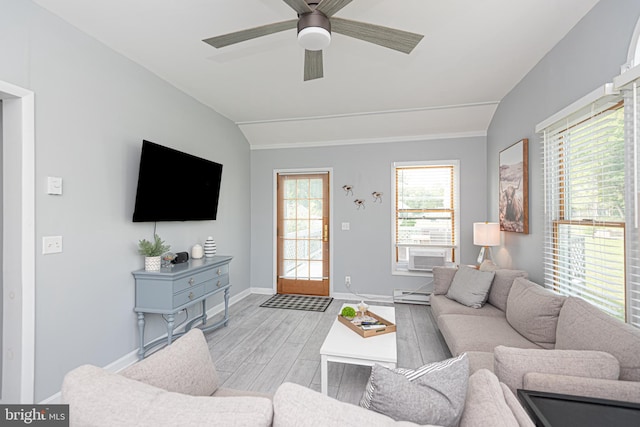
left=298, top=27, right=331, bottom=51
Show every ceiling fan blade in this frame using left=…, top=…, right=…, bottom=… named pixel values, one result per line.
left=304, top=50, right=324, bottom=81
left=203, top=20, right=297, bottom=48
left=331, top=17, right=424, bottom=54
left=282, top=0, right=312, bottom=14
left=315, top=0, right=353, bottom=17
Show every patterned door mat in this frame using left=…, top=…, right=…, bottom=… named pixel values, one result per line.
left=259, top=294, right=333, bottom=312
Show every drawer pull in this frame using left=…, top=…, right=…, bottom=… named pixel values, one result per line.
left=216, top=280, right=222, bottom=288
left=188, top=292, right=195, bottom=300
left=217, top=268, right=222, bottom=276
left=188, top=278, right=195, bottom=286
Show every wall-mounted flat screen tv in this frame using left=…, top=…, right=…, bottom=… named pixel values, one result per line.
left=132, top=140, right=223, bottom=222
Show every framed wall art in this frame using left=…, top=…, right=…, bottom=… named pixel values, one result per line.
left=499, top=138, right=528, bottom=234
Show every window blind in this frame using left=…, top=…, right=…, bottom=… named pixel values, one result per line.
left=393, top=161, right=459, bottom=272
left=622, top=81, right=640, bottom=327
left=542, top=101, right=628, bottom=322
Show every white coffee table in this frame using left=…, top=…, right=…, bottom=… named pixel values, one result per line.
left=319, top=303, right=397, bottom=395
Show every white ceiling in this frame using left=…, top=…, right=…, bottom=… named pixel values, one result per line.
left=32, top=0, right=600, bottom=148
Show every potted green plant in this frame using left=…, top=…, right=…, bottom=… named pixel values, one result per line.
left=138, top=234, right=171, bottom=271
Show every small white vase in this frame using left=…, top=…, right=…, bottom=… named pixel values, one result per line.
left=144, top=256, right=162, bottom=271
left=191, top=244, right=204, bottom=259
left=204, top=237, right=216, bottom=258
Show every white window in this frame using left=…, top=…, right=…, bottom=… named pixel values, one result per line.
left=541, top=97, right=627, bottom=322
left=392, top=161, right=459, bottom=275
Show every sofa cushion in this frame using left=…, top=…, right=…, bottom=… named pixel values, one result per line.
left=555, top=296, right=640, bottom=381
left=446, top=266, right=495, bottom=308
left=121, top=328, right=219, bottom=396
left=438, top=314, right=542, bottom=356
left=430, top=294, right=505, bottom=320
left=505, top=278, right=565, bottom=349
left=487, top=269, right=528, bottom=312
left=360, top=354, right=468, bottom=427
left=493, top=345, right=620, bottom=395
left=459, top=369, right=520, bottom=427
left=499, top=383, right=535, bottom=427
left=62, top=365, right=273, bottom=427
left=466, top=351, right=496, bottom=374
left=432, top=266, right=458, bottom=295
left=523, top=373, right=640, bottom=404
left=272, top=382, right=429, bottom=427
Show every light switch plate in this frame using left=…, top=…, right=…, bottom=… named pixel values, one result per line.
left=47, top=177, right=62, bottom=195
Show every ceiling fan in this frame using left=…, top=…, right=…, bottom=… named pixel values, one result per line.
left=202, top=0, right=424, bottom=81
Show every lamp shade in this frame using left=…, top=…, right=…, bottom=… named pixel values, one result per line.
left=473, top=222, right=500, bottom=246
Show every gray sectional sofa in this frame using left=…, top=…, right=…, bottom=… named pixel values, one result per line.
left=430, top=265, right=640, bottom=403
left=61, top=268, right=640, bottom=426
left=62, top=328, right=537, bottom=426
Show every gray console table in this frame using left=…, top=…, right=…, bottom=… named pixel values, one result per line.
left=132, top=255, right=232, bottom=359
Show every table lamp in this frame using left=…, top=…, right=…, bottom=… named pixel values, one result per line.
left=473, top=222, right=500, bottom=266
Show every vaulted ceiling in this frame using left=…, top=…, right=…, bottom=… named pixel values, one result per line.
left=32, top=0, right=600, bottom=148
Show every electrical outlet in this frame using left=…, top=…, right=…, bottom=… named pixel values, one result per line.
left=345, top=276, right=351, bottom=286
left=42, top=236, right=63, bottom=254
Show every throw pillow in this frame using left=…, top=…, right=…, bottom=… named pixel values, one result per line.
left=360, top=353, right=469, bottom=427
left=505, top=278, right=566, bottom=349
left=487, top=269, right=528, bottom=312
left=432, top=266, right=458, bottom=295
left=121, top=328, right=219, bottom=396
left=445, top=265, right=495, bottom=308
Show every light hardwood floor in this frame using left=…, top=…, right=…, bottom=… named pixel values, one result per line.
left=203, top=294, right=451, bottom=405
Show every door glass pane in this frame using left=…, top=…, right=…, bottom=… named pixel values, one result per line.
left=309, top=219, right=323, bottom=239
left=283, top=260, right=297, bottom=278
left=310, top=240, right=322, bottom=260
left=284, top=239, right=296, bottom=259
left=297, top=219, right=309, bottom=235
left=309, top=199, right=322, bottom=219
left=285, top=200, right=297, bottom=219
left=297, top=179, right=309, bottom=199
left=284, top=180, right=296, bottom=198
left=309, top=179, right=323, bottom=198
left=309, top=261, right=323, bottom=278
left=284, top=220, right=296, bottom=235
left=297, top=199, right=310, bottom=218
left=297, top=240, right=309, bottom=259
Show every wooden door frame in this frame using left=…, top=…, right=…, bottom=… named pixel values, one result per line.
left=272, top=168, right=333, bottom=296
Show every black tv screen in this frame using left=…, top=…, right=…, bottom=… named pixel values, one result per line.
left=132, top=140, right=223, bottom=222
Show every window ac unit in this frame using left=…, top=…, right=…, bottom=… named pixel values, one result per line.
left=408, top=249, right=446, bottom=272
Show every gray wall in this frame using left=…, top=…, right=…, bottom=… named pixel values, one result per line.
left=487, top=0, right=640, bottom=283
left=1, top=0, right=251, bottom=401
left=251, top=137, right=488, bottom=297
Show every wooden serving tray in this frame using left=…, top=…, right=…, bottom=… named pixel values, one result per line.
left=338, top=310, right=397, bottom=338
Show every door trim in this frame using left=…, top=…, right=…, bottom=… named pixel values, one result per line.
left=273, top=168, right=333, bottom=296
left=0, top=80, right=35, bottom=403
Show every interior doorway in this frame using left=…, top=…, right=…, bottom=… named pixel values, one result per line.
left=276, top=171, right=331, bottom=296
left=0, top=80, right=35, bottom=404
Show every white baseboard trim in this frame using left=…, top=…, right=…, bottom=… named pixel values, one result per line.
left=332, top=292, right=394, bottom=303
left=249, top=287, right=274, bottom=295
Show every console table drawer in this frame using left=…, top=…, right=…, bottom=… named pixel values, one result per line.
left=212, top=264, right=229, bottom=278
left=173, top=270, right=213, bottom=293
left=173, top=284, right=205, bottom=308
left=205, top=275, right=229, bottom=293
